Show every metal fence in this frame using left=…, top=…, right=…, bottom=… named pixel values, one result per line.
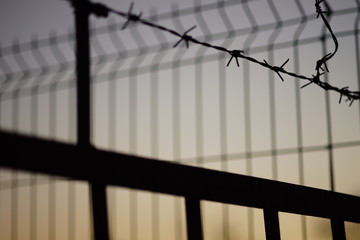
left=1, top=0, right=360, bottom=239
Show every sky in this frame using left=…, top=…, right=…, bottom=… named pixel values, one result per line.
left=1, top=0, right=360, bottom=239
left=0, top=0, right=203, bottom=47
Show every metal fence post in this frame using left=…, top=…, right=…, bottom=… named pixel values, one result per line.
left=185, top=198, right=204, bottom=240
left=74, top=1, right=110, bottom=240
left=74, top=0, right=91, bottom=148
left=264, top=209, right=281, bottom=240
left=331, top=219, right=346, bottom=240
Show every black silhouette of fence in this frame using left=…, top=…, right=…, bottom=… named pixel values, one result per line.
left=1, top=0, right=360, bottom=239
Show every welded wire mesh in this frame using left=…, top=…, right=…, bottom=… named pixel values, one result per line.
left=1, top=0, right=360, bottom=239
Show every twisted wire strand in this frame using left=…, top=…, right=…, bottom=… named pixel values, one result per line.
left=67, top=0, right=360, bottom=105
left=314, top=0, right=339, bottom=75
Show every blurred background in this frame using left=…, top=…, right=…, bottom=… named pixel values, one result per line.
left=1, top=0, right=360, bottom=239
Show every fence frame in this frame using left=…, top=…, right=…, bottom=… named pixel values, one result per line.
left=1, top=0, right=360, bottom=240
left=2, top=130, right=360, bottom=239
left=73, top=1, right=111, bottom=239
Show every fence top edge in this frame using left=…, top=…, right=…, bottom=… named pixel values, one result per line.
left=1, top=131, right=360, bottom=223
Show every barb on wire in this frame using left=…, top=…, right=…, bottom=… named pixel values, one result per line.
left=63, top=0, right=360, bottom=105
left=173, top=25, right=196, bottom=48
left=348, top=98, right=355, bottom=107
left=339, top=86, right=349, bottom=103
left=263, top=58, right=289, bottom=82
left=316, top=54, right=330, bottom=73
left=226, top=50, right=244, bottom=67
left=315, top=0, right=327, bottom=18
left=121, top=2, right=143, bottom=30
left=301, top=73, right=324, bottom=89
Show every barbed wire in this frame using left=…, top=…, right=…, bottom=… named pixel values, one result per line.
left=314, top=0, right=338, bottom=76
left=66, top=0, right=360, bottom=106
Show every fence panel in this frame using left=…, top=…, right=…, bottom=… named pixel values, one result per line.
left=1, top=0, right=360, bottom=239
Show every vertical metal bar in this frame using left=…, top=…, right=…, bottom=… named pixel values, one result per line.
left=12, top=39, right=20, bottom=134
left=109, top=188, right=117, bottom=240
left=294, top=38, right=308, bottom=240
left=107, top=18, right=127, bottom=240
left=30, top=175, right=37, bottom=240
left=151, top=194, right=160, bottom=240
left=219, top=51, right=230, bottom=240
left=217, top=2, right=234, bottom=237
left=127, top=24, right=146, bottom=240
left=91, top=183, right=110, bottom=240
left=10, top=40, right=22, bottom=240
left=129, top=65, right=137, bottom=154
left=267, top=0, right=282, bottom=181
left=218, top=39, right=228, bottom=172
left=0, top=42, right=2, bottom=130
left=107, top=20, right=118, bottom=240
left=193, top=0, right=211, bottom=168
left=150, top=29, right=160, bottom=240
left=244, top=46, right=254, bottom=240
left=10, top=170, right=18, bottom=240
left=130, top=191, right=138, bottom=240
left=321, top=26, right=335, bottom=192
left=172, top=43, right=181, bottom=164
left=0, top=169, right=1, bottom=238
left=185, top=198, right=204, bottom=240
left=74, top=0, right=91, bottom=148
left=48, top=177, right=56, bottom=240
left=354, top=0, right=360, bottom=149
left=170, top=6, right=185, bottom=238
left=30, top=37, right=39, bottom=136
left=108, top=57, right=117, bottom=151
left=68, top=182, right=76, bottom=240
left=68, top=28, right=76, bottom=142
left=268, top=56, right=278, bottom=181
left=173, top=54, right=183, bottom=240
left=293, top=1, right=307, bottom=239
left=243, top=2, right=258, bottom=237
left=175, top=198, right=183, bottom=240
left=294, top=42, right=308, bottom=239
left=73, top=1, right=110, bottom=240
left=192, top=3, right=208, bottom=167
left=244, top=56, right=255, bottom=239
left=128, top=25, right=146, bottom=154
left=263, top=209, right=281, bottom=240
left=194, top=46, right=204, bottom=167
left=330, top=219, right=346, bottom=240
left=43, top=30, right=63, bottom=232
left=48, top=31, right=60, bottom=140
left=105, top=32, right=117, bottom=240
left=149, top=8, right=168, bottom=239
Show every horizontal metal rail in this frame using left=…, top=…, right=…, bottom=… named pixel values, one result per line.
left=1, top=131, right=360, bottom=224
